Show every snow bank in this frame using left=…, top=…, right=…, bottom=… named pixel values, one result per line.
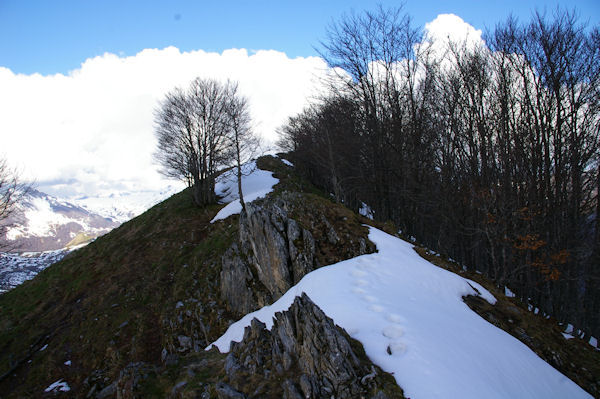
left=211, top=161, right=278, bottom=223
left=210, top=227, right=591, bottom=399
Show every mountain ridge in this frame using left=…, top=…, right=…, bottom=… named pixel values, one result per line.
left=2, top=188, right=118, bottom=252
left=0, top=155, right=597, bottom=397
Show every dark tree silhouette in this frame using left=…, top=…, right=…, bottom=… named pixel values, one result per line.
left=280, top=7, right=600, bottom=337
left=154, top=78, right=259, bottom=208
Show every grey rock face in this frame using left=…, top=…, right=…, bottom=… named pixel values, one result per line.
left=220, top=244, right=258, bottom=315
left=220, top=195, right=317, bottom=315
left=215, top=382, right=248, bottom=399
left=224, top=294, right=391, bottom=399
left=239, top=200, right=313, bottom=298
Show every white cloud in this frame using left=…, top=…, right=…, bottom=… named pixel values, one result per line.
left=0, top=47, right=328, bottom=198
left=423, top=14, right=485, bottom=61
left=0, top=14, right=484, bottom=201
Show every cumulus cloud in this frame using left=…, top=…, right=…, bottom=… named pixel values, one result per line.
left=423, top=14, right=485, bottom=60
left=0, top=47, right=328, bottom=197
left=0, top=14, right=484, bottom=200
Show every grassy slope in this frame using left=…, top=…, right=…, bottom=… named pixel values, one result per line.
left=0, top=187, right=238, bottom=396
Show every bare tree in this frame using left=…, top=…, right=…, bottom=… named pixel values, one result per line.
left=0, top=158, right=30, bottom=248
left=154, top=78, right=236, bottom=206
left=226, top=90, right=260, bottom=212
left=154, top=78, right=261, bottom=209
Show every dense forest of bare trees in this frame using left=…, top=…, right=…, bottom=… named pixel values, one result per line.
left=279, top=7, right=600, bottom=337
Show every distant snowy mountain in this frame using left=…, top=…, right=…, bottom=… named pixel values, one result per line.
left=1, top=185, right=181, bottom=253
left=0, top=186, right=182, bottom=294
left=68, top=185, right=182, bottom=224
left=2, top=189, right=119, bottom=252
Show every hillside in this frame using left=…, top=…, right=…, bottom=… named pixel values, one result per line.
left=0, top=155, right=598, bottom=398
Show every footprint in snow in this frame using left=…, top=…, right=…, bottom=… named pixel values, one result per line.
left=351, top=269, right=368, bottom=277
left=352, top=287, right=367, bottom=295
left=382, top=325, right=404, bottom=338
left=369, top=304, right=385, bottom=313
left=387, top=341, right=407, bottom=356
left=362, top=295, right=378, bottom=303
left=386, top=313, right=404, bottom=323
left=354, top=279, right=369, bottom=287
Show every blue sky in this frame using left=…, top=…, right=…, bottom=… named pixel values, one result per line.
left=1, top=0, right=599, bottom=75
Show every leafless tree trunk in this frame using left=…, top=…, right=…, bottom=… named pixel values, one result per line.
left=226, top=87, right=260, bottom=212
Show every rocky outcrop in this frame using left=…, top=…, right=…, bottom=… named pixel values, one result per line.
left=220, top=243, right=263, bottom=316
left=223, top=293, right=402, bottom=399
left=220, top=195, right=317, bottom=315
left=220, top=191, right=375, bottom=317
left=84, top=362, right=156, bottom=399
left=239, top=199, right=316, bottom=295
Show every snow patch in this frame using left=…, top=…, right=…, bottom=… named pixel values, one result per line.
left=1, top=249, right=74, bottom=293
left=359, top=202, right=374, bottom=220
left=565, top=324, right=574, bottom=334
left=504, top=286, right=516, bottom=298
left=211, top=161, right=278, bottom=223
left=210, top=227, right=590, bottom=399
left=44, top=379, right=70, bottom=392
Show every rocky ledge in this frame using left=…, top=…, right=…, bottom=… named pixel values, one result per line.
left=220, top=192, right=372, bottom=317
left=217, top=293, right=403, bottom=399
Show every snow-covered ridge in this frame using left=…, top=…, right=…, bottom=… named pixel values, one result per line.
left=211, top=227, right=591, bottom=399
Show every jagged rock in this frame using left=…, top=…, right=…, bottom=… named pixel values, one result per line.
left=321, top=215, right=340, bottom=244
left=220, top=244, right=256, bottom=315
left=216, top=382, right=248, bottom=399
left=95, top=382, right=116, bottom=399
left=220, top=196, right=318, bottom=315
left=224, top=293, right=396, bottom=398
left=115, top=362, right=155, bottom=399
left=287, top=219, right=316, bottom=285
left=177, top=335, right=192, bottom=351
left=239, top=201, right=300, bottom=298
left=219, top=191, right=375, bottom=317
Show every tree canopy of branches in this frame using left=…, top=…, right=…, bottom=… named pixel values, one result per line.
left=154, top=78, right=258, bottom=207
left=281, top=7, right=600, bottom=337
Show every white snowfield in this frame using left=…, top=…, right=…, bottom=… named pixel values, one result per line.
left=210, top=227, right=592, bottom=399
left=210, top=161, right=279, bottom=223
